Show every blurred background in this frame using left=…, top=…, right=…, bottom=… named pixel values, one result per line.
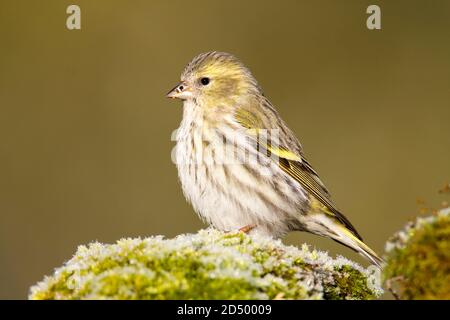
left=1, top=0, right=449, bottom=299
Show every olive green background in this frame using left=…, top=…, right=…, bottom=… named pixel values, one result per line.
left=1, top=0, right=449, bottom=299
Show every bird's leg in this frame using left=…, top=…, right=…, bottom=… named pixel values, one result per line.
left=238, top=224, right=257, bottom=234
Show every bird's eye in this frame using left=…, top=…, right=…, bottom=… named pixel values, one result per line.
left=200, top=77, right=210, bottom=86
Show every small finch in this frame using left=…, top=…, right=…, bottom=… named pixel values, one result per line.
left=167, top=51, right=383, bottom=266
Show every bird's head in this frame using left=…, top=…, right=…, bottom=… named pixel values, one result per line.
left=167, top=51, right=261, bottom=107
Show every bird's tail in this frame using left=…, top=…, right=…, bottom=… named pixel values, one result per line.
left=309, top=214, right=384, bottom=267
left=333, top=226, right=384, bottom=267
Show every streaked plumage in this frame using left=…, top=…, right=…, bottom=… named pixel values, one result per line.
left=167, top=51, right=383, bottom=266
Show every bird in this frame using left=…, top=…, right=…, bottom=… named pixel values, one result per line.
left=167, top=51, right=383, bottom=267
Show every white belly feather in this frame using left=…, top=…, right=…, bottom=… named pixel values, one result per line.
left=175, top=101, right=309, bottom=237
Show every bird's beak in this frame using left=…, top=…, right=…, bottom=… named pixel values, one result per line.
left=166, top=81, right=192, bottom=100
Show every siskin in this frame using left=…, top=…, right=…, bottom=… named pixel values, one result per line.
left=167, top=51, right=382, bottom=266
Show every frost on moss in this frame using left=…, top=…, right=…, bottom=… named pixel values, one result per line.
left=29, top=229, right=382, bottom=300
left=383, top=207, right=450, bottom=299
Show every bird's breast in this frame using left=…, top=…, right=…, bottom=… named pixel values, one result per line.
left=174, top=101, right=310, bottom=236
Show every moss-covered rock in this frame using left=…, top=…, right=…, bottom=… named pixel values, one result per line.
left=383, top=207, right=450, bottom=299
left=29, top=229, right=382, bottom=300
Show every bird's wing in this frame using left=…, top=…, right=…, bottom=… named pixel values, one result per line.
left=264, top=144, right=362, bottom=240
left=234, top=108, right=362, bottom=240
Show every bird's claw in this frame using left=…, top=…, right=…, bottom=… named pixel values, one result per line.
left=238, top=224, right=257, bottom=234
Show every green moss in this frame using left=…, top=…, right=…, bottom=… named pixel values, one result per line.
left=30, top=229, right=382, bottom=300
left=383, top=208, right=450, bottom=299
left=325, top=265, right=377, bottom=300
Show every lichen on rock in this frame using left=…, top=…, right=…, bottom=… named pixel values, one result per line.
left=29, top=229, right=382, bottom=300
left=383, top=207, right=450, bottom=299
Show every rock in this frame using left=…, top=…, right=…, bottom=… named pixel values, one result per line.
left=29, top=229, right=382, bottom=300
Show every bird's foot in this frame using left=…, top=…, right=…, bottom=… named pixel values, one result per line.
left=238, top=224, right=257, bottom=234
